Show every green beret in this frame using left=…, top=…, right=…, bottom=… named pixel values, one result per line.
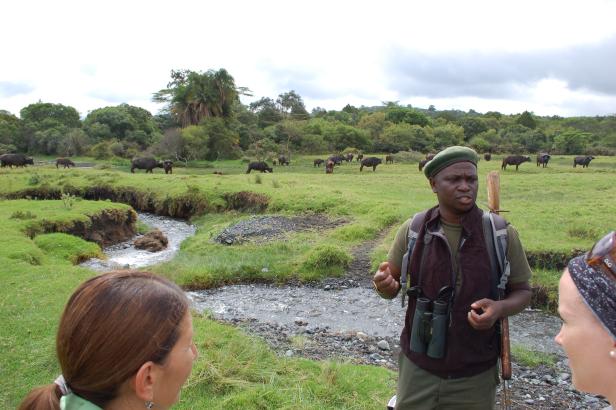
left=423, top=146, right=478, bottom=178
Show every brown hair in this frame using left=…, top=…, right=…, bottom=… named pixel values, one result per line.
left=19, top=270, right=189, bottom=410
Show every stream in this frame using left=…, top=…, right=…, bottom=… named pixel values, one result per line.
left=188, top=285, right=564, bottom=357
left=80, top=213, right=196, bottom=271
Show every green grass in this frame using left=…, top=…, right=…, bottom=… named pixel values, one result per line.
left=1, top=154, right=616, bottom=407
left=511, top=344, right=557, bottom=368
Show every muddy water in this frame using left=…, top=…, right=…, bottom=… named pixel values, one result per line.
left=80, top=213, right=196, bottom=271
left=189, top=285, right=565, bottom=356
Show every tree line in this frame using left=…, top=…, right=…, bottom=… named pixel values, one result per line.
left=1, top=68, right=615, bottom=162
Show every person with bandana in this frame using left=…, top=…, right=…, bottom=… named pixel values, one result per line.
left=19, top=270, right=199, bottom=410
left=556, top=231, right=616, bottom=408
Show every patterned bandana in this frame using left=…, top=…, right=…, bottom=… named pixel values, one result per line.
left=568, top=255, right=616, bottom=340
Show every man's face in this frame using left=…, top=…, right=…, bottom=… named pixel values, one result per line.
left=429, top=162, right=478, bottom=215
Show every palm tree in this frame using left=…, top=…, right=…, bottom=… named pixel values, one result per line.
left=153, top=69, right=247, bottom=128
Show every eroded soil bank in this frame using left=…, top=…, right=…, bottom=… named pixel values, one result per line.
left=81, top=213, right=195, bottom=271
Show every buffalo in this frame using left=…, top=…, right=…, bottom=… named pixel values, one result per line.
left=385, top=155, right=394, bottom=164
left=313, top=158, right=324, bottom=167
left=360, top=156, right=382, bottom=172
left=131, top=157, right=171, bottom=174
left=484, top=153, right=492, bottom=161
left=536, top=153, right=551, bottom=168
left=345, top=153, right=354, bottom=162
left=573, top=156, right=595, bottom=168
left=246, top=161, right=273, bottom=173
left=419, top=159, right=429, bottom=171
left=325, top=160, right=334, bottom=174
left=278, top=155, right=290, bottom=166
left=0, top=153, right=34, bottom=168
left=501, top=155, right=531, bottom=171
left=356, top=153, right=364, bottom=162
left=56, top=158, right=75, bottom=169
left=328, top=155, right=345, bottom=166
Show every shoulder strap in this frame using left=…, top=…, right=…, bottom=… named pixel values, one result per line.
left=481, top=210, right=510, bottom=300
left=400, top=210, right=427, bottom=307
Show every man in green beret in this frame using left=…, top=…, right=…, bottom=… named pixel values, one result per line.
left=373, top=146, right=532, bottom=409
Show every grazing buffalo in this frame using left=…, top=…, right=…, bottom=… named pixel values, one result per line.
left=345, top=153, right=354, bottom=162
left=484, top=153, right=492, bottom=161
left=573, top=156, right=595, bottom=168
left=426, top=153, right=436, bottom=160
left=278, top=155, right=290, bottom=166
left=325, top=160, right=334, bottom=174
left=419, top=159, right=429, bottom=171
left=385, top=155, right=394, bottom=164
left=501, top=155, right=531, bottom=171
left=328, top=155, right=345, bottom=166
left=536, top=153, right=551, bottom=168
left=56, top=158, right=75, bottom=168
left=360, top=156, right=382, bottom=172
left=0, top=153, right=34, bottom=168
left=131, top=157, right=170, bottom=173
left=356, top=153, right=364, bottom=162
left=313, top=158, right=324, bottom=167
left=246, top=161, right=273, bottom=173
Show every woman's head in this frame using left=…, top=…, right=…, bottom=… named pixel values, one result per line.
left=20, top=270, right=197, bottom=410
left=555, top=247, right=616, bottom=398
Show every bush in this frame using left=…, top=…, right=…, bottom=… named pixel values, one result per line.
left=302, top=244, right=351, bottom=271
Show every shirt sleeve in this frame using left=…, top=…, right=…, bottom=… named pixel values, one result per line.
left=505, top=224, right=532, bottom=284
left=387, top=218, right=413, bottom=270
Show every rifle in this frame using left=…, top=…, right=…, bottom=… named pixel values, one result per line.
left=487, top=171, right=512, bottom=410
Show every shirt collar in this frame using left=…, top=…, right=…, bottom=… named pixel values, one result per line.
left=60, top=393, right=103, bottom=410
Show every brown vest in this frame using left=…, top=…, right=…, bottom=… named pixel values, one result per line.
left=400, top=205, right=499, bottom=379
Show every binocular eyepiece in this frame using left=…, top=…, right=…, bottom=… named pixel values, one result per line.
left=409, top=286, right=453, bottom=359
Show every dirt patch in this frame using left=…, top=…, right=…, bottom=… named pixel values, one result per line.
left=223, top=191, right=269, bottom=212
left=25, top=208, right=137, bottom=247
left=214, top=214, right=348, bottom=245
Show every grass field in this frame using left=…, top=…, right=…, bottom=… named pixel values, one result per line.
left=1, top=153, right=615, bottom=408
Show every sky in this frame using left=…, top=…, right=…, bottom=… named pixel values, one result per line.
left=2, top=0, right=616, bottom=118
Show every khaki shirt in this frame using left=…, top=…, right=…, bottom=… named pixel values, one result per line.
left=387, top=216, right=532, bottom=290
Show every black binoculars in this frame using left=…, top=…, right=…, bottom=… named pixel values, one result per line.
left=409, top=286, right=453, bottom=359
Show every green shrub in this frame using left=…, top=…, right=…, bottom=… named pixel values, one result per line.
left=302, top=244, right=351, bottom=271
left=28, top=173, right=41, bottom=186
left=10, top=210, right=37, bottom=220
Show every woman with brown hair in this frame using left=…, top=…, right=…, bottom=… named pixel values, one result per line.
left=19, top=270, right=198, bottom=410
left=556, top=231, right=616, bottom=407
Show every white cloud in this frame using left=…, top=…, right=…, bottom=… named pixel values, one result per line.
left=1, top=0, right=616, bottom=117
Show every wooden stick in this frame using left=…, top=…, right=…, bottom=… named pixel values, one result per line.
left=487, top=171, right=512, bottom=381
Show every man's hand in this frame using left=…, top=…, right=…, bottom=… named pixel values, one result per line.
left=467, top=298, right=503, bottom=330
left=373, top=262, right=400, bottom=299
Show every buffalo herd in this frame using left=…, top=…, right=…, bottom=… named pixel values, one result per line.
left=0, top=152, right=604, bottom=178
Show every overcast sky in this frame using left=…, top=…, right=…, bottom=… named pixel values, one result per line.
left=2, top=0, right=616, bottom=118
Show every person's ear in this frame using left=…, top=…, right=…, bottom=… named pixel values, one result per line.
left=133, top=361, right=158, bottom=401
left=429, top=177, right=437, bottom=193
